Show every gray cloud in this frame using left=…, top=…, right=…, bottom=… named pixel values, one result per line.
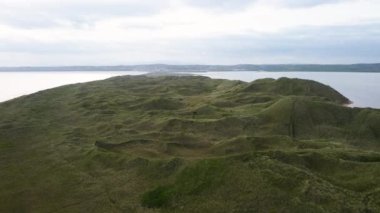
left=184, top=0, right=255, bottom=10
left=0, top=1, right=169, bottom=29
left=191, top=23, right=380, bottom=64
left=0, top=0, right=379, bottom=65
left=184, top=0, right=345, bottom=10
left=1, top=23, right=380, bottom=65
left=280, top=0, right=345, bottom=7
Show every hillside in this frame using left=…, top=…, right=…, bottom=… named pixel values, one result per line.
left=0, top=75, right=380, bottom=212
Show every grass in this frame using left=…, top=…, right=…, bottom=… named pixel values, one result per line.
left=0, top=75, right=379, bottom=212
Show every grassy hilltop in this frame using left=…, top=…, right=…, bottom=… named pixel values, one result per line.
left=0, top=75, right=380, bottom=212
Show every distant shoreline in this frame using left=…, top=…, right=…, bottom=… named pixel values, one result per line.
left=1, top=70, right=380, bottom=73
left=0, top=63, right=380, bottom=72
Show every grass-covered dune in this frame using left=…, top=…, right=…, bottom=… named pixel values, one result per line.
left=0, top=75, right=379, bottom=212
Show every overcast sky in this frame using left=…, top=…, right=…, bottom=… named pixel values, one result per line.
left=0, top=0, right=380, bottom=66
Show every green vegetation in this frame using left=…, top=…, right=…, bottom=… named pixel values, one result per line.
left=0, top=75, right=379, bottom=212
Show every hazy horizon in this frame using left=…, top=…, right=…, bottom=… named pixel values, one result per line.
left=0, top=63, right=380, bottom=68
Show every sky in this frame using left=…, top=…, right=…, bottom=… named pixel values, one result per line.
left=0, top=0, right=380, bottom=66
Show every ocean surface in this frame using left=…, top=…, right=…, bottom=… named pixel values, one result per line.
left=0, top=71, right=379, bottom=108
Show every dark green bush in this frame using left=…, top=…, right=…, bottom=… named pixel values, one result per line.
left=141, top=186, right=174, bottom=208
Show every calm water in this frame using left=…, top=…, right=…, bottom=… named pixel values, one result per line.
left=0, top=71, right=379, bottom=108
left=0, top=71, right=146, bottom=102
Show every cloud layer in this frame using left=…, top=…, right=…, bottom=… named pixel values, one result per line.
left=0, top=0, right=379, bottom=65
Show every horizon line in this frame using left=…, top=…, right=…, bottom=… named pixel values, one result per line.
left=1, top=63, right=380, bottom=68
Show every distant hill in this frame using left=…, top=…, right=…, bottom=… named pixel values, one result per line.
left=1, top=76, right=380, bottom=212
left=1, top=63, right=380, bottom=72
